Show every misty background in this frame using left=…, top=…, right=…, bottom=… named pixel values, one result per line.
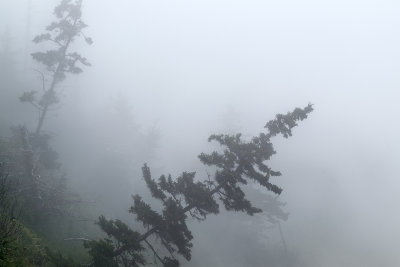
left=1, top=0, right=400, bottom=266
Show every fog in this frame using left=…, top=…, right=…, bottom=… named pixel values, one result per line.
left=1, top=0, right=400, bottom=266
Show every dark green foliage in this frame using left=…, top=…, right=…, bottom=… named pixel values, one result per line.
left=0, top=222, right=81, bottom=267
left=0, top=127, right=89, bottom=266
left=5, top=127, right=68, bottom=222
left=0, top=167, right=22, bottom=266
left=1, top=226, right=47, bottom=267
left=265, top=105, right=313, bottom=138
left=9, top=0, right=91, bottom=221
left=84, top=239, right=119, bottom=267
left=1, top=137, right=90, bottom=265
left=0, top=168, right=48, bottom=266
left=45, top=248, right=81, bottom=267
left=1, top=1, right=93, bottom=265
left=143, top=167, right=219, bottom=220
left=130, top=195, right=164, bottom=229
left=3, top=0, right=91, bottom=237
left=83, top=216, right=145, bottom=267
left=199, top=104, right=314, bottom=214
left=90, top=104, right=313, bottom=266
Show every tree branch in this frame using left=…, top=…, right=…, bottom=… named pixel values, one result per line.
left=32, top=68, right=46, bottom=91
left=144, top=238, right=165, bottom=265
left=112, top=182, right=224, bottom=258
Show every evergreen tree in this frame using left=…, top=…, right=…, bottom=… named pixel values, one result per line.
left=4, top=0, right=92, bottom=231
left=86, top=104, right=313, bottom=267
left=19, top=0, right=92, bottom=135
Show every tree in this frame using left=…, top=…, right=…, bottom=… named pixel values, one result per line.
left=4, top=0, right=92, bottom=231
left=8, top=126, right=68, bottom=220
left=19, top=0, right=92, bottom=135
left=86, top=104, right=313, bottom=266
left=17, top=0, right=91, bottom=202
left=0, top=137, right=81, bottom=267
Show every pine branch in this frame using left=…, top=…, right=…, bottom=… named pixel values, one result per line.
left=112, top=183, right=224, bottom=257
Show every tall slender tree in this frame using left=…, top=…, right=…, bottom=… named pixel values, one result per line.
left=19, top=0, right=92, bottom=135
left=13, top=0, right=92, bottom=223
left=85, top=104, right=313, bottom=267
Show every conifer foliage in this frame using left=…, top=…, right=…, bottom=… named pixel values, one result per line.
left=12, top=0, right=92, bottom=228
left=87, top=104, right=313, bottom=267
left=20, top=0, right=92, bottom=135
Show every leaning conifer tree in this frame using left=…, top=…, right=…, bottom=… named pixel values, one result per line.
left=20, top=0, right=92, bottom=135
left=14, top=0, right=91, bottom=219
left=85, top=104, right=313, bottom=267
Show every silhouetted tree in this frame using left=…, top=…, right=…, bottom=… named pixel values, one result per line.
left=86, top=104, right=313, bottom=267
left=19, top=0, right=92, bottom=135
left=6, top=0, right=92, bottom=228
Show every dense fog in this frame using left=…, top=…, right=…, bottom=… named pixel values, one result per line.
left=1, top=0, right=399, bottom=266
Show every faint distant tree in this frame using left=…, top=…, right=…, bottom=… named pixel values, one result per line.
left=85, top=104, right=313, bottom=267
left=0, top=31, right=20, bottom=132
left=219, top=105, right=242, bottom=134
left=19, top=0, right=92, bottom=135
left=0, top=30, right=17, bottom=85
